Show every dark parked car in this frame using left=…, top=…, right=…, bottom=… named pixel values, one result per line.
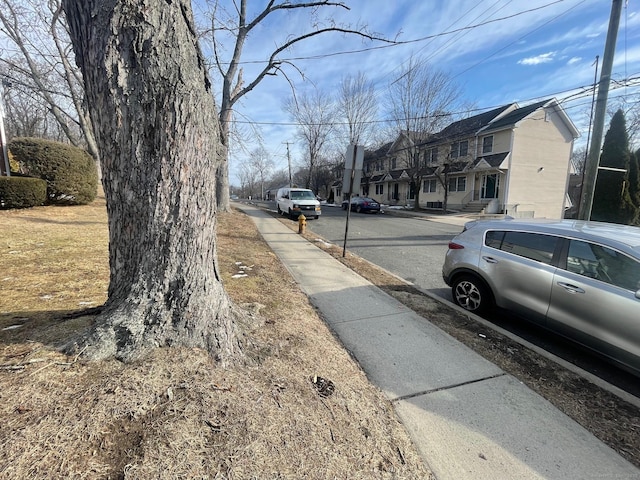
left=442, top=218, right=640, bottom=375
left=341, top=197, right=381, bottom=214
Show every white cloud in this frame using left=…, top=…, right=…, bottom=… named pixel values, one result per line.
left=199, top=0, right=639, bottom=184
left=518, top=51, right=556, bottom=65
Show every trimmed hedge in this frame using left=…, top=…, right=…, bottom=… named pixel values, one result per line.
left=0, top=175, right=47, bottom=209
left=9, top=137, right=98, bottom=205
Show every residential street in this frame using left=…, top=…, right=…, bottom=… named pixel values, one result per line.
left=257, top=201, right=640, bottom=399
left=305, top=204, right=461, bottom=299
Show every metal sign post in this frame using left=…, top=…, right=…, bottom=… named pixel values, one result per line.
left=342, top=144, right=363, bottom=257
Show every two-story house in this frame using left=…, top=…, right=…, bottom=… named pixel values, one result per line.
left=347, top=98, right=579, bottom=219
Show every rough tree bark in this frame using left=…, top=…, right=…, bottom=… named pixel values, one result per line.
left=62, top=0, right=243, bottom=364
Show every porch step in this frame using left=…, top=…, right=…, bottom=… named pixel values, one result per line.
left=460, top=201, right=489, bottom=214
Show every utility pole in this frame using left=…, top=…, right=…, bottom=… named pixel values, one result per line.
left=578, top=0, right=622, bottom=220
left=283, top=141, right=293, bottom=187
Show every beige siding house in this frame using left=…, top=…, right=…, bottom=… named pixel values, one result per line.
left=355, top=98, right=579, bottom=218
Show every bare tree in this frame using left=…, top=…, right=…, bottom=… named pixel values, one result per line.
left=386, top=55, right=462, bottom=210
left=622, top=99, right=640, bottom=149
left=285, top=89, right=336, bottom=190
left=201, top=0, right=393, bottom=212
left=237, top=157, right=259, bottom=199
left=61, top=0, right=245, bottom=364
left=0, top=69, right=56, bottom=138
left=571, top=145, right=588, bottom=176
left=310, top=156, right=335, bottom=199
left=337, top=72, right=378, bottom=146
left=249, top=146, right=274, bottom=200
left=0, top=0, right=99, bottom=162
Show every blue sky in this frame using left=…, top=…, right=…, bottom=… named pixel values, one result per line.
left=194, top=1, right=640, bottom=185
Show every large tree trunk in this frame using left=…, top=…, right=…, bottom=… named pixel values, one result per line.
left=216, top=105, right=232, bottom=212
left=62, top=0, right=243, bottom=364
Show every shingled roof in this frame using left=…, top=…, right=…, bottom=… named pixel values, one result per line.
left=481, top=99, right=550, bottom=132
left=472, top=152, right=509, bottom=168
left=430, top=104, right=514, bottom=141
left=364, top=141, right=393, bottom=160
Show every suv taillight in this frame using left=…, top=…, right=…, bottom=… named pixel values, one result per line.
left=448, top=242, right=464, bottom=250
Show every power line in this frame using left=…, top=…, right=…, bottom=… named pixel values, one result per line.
left=210, top=0, right=573, bottom=66
left=452, top=0, right=586, bottom=80
left=227, top=73, right=640, bottom=128
left=0, top=0, right=573, bottom=69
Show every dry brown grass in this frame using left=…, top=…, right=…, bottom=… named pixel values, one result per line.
left=0, top=195, right=431, bottom=479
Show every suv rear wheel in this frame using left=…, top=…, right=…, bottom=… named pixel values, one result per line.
left=452, top=274, right=492, bottom=314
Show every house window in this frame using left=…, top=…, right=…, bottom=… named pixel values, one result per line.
left=450, top=140, right=468, bottom=158
left=448, top=176, right=466, bottom=192
left=482, top=136, right=493, bottom=154
left=459, top=140, right=468, bottom=156
left=375, top=184, right=384, bottom=195
left=429, top=147, right=438, bottom=164
left=390, top=157, right=397, bottom=169
left=423, top=179, right=437, bottom=193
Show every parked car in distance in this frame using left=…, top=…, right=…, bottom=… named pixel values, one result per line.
left=276, top=187, right=321, bottom=219
left=442, top=218, right=640, bottom=376
left=341, top=197, right=381, bottom=214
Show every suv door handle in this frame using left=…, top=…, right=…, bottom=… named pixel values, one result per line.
left=481, top=256, right=498, bottom=264
left=557, top=282, right=585, bottom=294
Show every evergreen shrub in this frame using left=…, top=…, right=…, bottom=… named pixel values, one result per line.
left=9, top=137, right=98, bottom=205
left=0, top=175, right=47, bottom=209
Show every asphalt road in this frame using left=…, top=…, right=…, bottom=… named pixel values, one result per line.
left=305, top=204, right=461, bottom=299
left=258, top=201, right=640, bottom=398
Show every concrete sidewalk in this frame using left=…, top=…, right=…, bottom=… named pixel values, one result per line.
left=238, top=203, right=639, bottom=480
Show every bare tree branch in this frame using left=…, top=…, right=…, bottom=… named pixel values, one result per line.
left=385, top=55, right=464, bottom=211
left=284, top=88, right=336, bottom=189
left=338, top=71, right=378, bottom=146
left=231, top=27, right=391, bottom=112
left=203, top=0, right=397, bottom=211
left=0, top=0, right=98, bottom=161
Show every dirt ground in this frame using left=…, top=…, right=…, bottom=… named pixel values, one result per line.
left=0, top=198, right=432, bottom=479
left=283, top=212, right=640, bottom=470
left=2, top=198, right=639, bottom=479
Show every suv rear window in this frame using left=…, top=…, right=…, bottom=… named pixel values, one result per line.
left=485, top=230, right=559, bottom=265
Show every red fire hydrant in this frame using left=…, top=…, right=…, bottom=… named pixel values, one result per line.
left=298, top=214, right=307, bottom=234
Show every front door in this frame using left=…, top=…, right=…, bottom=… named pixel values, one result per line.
left=481, top=173, right=499, bottom=199
left=393, top=183, right=399, bottom=201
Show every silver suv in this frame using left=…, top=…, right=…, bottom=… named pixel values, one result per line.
left=442, top=218, right=640, bottom=375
